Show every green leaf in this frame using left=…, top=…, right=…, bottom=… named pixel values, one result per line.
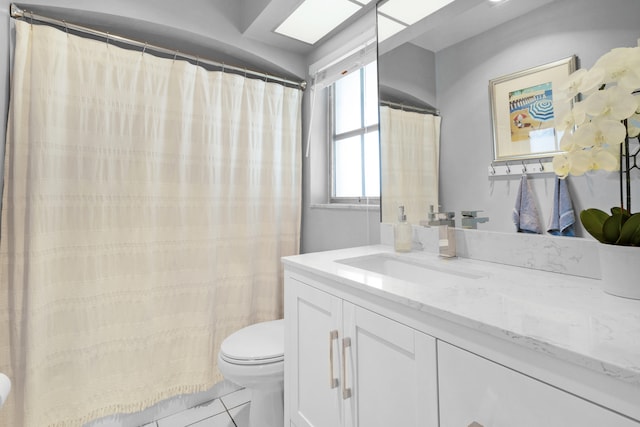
left=619, top=213, right=640, bottom=245
left=611, top=206, right=631, bottom=219
left=580, top=209, right=610, bottom=243
left=602, top=213, right=625, bottom=243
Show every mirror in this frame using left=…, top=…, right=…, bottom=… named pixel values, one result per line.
left=377, top=0, right=640, bottom=233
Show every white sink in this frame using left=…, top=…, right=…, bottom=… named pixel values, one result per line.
left=336, top=253, right=485, bottom=282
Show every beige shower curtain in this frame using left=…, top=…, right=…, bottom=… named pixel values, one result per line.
left=0, top=20, right=301, bottom=426
left=380, top=106, right=441, bottom=224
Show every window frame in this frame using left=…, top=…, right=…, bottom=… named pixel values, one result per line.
left=328, top=63, right=380, bottom=205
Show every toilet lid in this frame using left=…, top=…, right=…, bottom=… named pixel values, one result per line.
left=220, top=319, right=284, bottom=365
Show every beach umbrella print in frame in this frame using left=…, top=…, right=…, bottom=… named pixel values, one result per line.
left=528, top=98, right=554, bottom=122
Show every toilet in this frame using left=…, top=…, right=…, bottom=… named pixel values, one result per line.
left=217, top=319, right=284, bottom=427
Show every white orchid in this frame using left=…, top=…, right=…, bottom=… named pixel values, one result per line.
left=557, top=67, right=605, bottom=101
left=554, top=45, right=639, bottom=180
left=592, top=46, right=640, bottom=90
left=554, top=46, right=640, bottom=247
left=583, top=85, right=638, bottom=120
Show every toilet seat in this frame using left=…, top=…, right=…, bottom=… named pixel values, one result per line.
left=220, top=319, right=284, bottom=365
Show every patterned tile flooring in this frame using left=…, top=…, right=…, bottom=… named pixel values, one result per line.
left=143, top=388, right=251, bottom=427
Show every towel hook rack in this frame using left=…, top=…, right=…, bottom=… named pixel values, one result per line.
left=488, top=159, right=554, bottom=177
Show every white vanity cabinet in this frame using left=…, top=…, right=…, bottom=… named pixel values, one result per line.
left=438, top=341, right=638, bottom=427
left=284, top=273, right=438, bottom=427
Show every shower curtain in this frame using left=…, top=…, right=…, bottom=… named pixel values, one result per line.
left=0, top=20, right=302, bottom=427
left=380, top=105, right=441, bottom=224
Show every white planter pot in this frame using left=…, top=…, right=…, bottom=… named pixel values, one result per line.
left=599, top=243, right=640, bottom=300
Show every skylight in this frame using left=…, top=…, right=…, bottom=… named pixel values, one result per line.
left=275, top=0, right=455, bottom=46
left=274, top=0, right=362, bottom=45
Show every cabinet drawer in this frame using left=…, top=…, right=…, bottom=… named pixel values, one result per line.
left=438, top=341, right=638, bottom=427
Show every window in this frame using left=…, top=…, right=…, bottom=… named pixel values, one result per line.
left=330, top=61, right=379, bottom=204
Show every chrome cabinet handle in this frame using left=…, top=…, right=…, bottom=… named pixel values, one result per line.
left=342, top=337, right=352, bottom=399
left=468, top=422, right=484, bottom=427
left=329, top=330, right=339, bottom=389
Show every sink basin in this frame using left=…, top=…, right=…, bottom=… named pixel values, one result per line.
left=336, top=253, right=485, bottom=282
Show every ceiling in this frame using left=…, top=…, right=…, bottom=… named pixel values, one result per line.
left=240, top=0, right=558, bottom=55
left=14, top=0, right=557, bottom=79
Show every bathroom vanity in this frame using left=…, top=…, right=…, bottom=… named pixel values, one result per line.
left=282, top=241, right=640, bottom=427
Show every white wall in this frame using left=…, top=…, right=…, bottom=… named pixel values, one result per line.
left=437, top=0, right=640, bottom=235
left=379, top=43, right=437, bottom=109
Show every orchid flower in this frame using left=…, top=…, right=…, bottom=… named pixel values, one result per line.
left=552, top=154, right=571, bottom=178
left=553, top=44, right=639, bottom=182
left=591, top=144, right=620, bottom=171
left=592, top=47, right=640, bottom=90
left=583, top=85, right=638, bottom=120
left=572, top=119, right=626, bottom=148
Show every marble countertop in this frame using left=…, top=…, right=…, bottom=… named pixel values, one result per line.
left=282, top=245, right=640, bottom=387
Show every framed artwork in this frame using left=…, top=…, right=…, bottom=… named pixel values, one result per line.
left=489, top=56, right=576, bottom=162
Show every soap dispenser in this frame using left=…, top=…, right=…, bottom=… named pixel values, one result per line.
left=394, top=205, right=412, bottom=253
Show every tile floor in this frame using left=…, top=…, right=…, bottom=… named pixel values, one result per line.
left=142, top=388, right=251, bottom=427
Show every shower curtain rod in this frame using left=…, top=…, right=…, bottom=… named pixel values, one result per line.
left=9, top=3, right=307, bottom=90
left=380, top=100, right=439, bottom=116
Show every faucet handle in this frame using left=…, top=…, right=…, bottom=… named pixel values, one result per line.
left=461, top=210, right=482, bottom=218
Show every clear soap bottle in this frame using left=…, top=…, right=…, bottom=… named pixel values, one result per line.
left=394, top=205, right=412, bottom=253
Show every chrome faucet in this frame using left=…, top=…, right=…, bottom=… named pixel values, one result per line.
left=426, top=205, right=455, bottom=227
left=461, top=210, right=489, bottom=229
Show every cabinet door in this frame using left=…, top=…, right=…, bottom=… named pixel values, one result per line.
left=438, top=341, right=639, bottom=427
left=343, top=303, right=438, bottom=427
left=286, top=278, right=343, bottom=427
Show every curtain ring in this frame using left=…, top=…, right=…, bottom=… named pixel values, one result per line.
left=505, top=161, right=511, bottom=174
left=142, top=42, right=147, bottom=55
left=173, top=50, right=179, bottom=62
left=264, top=73, right=269, bottom=82
left=29, top=11, right=34, bottom=27
left=196, top=56, right=199, bottom=67
left=490, top=163, right=496, bottom=175
left=244, top=67, right=248, bottom=78
left=106, top=32, right=110, bottom=48
left=539, top=159, right=545, bottom=171
left=522, top=161, right=527, bottom=173
left=63, top=20, right=68, bottom=36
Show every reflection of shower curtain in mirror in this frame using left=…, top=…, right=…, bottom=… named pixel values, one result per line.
left=0, top=20, right=302, bottom=427
left=380, top=106, right=441, bottom=224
